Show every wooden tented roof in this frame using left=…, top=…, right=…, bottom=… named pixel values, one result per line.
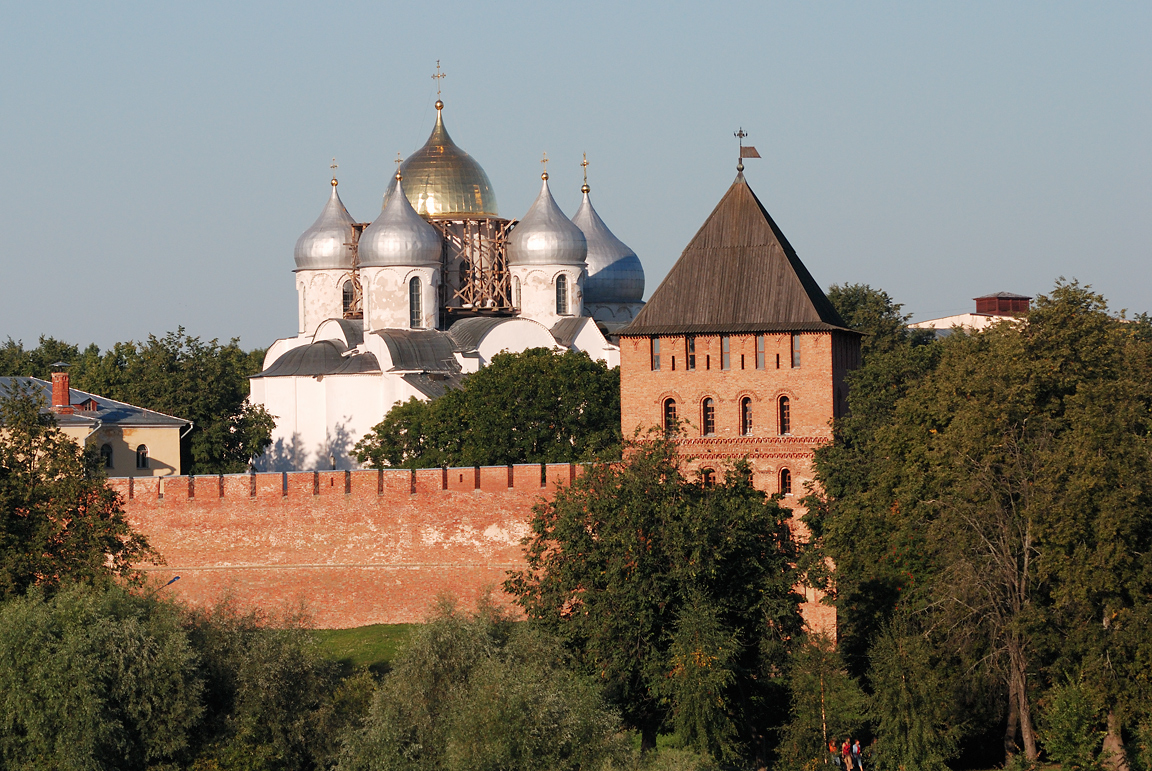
left=620, top=175, right=852, bottom=336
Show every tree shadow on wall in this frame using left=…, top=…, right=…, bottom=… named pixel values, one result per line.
left=254, top=420, right=356, bottom=472
left=255, top=433, right=307, bottom=472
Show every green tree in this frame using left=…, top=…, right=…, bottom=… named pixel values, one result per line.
left=506, top=435, right=802, bottom=763
left=777, top=634, right=868, bottom=771
left=0, top=383, right=153, bottom=599
left=338, top=599, right=627, bottom=771
left=354, top=347, right=621, bottom=469
left=0, top=586, right=203, bottom=770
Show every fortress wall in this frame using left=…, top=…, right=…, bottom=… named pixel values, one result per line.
left=113, top=462, right=833, bottom=633
left=111, top=465, right=574, bottom=628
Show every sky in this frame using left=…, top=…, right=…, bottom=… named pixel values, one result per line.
left=1, top=1, right=1148, bottom=351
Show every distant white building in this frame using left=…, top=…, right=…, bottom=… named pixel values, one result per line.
left=250, top=99, right=644, bottom=470
left=909, top=292, right=1031, bottom=337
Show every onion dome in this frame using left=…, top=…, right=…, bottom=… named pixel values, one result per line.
left=294, top=179, right=356, bottom=270
left=360, top=175, right=443, bottom=267
left=507, top=173, right=587, bottom=267
left=382, top=100, right=498, bottom=218
left=572, top=185, right=645, bottom=303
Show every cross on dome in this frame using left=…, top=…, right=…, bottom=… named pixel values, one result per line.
left=581, top=152, right=590, bottom=193
left=540, top=151, right=549, bottom=180
left=330, top=157, right=338, bottom=186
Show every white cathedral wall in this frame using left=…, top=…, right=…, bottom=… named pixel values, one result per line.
left=565, top=317, right=619, bottom=367
left=297, top=269, right=353, bottom=336
left=511, top=265, right=585, bottom=328
left=362, top=266, right=439, bottom=331
left=471, top=318, right=559, bottom=367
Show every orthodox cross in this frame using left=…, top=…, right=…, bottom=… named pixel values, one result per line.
left=394, top=153, right=403, bottom=176
left=581, top=152, right=590, bottom=192
left=330, top=158, right=338, bottom=185
left=432, top=60, right=446, bottom=95
left=540, top=151, right=549, bottom=179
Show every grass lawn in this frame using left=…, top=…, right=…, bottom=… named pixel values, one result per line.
left=313, top=623, right=418, bottom=673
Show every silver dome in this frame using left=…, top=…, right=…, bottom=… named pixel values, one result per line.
left=507, top=176, right=587, bottom=267
left=294, top=181, right=356, bottom=270
left=359, top=177, right=443, bottom=267
left=572, top=189, right=645, bottom=303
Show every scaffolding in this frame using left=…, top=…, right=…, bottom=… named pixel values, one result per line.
left=431, top=217, right=516, bottom=324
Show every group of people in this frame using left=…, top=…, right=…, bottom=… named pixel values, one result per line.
left=828, top=738, right=864, bottom=771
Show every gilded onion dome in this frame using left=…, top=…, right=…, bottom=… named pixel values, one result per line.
left=360, top=176, right=443, bottom=267
left=382, top=101, right=498, bottom=218
left=294, top=180, right=356, bottom=270
left=572, top=186, right=645, bottom=303
left=508, top=174, right=587, bottom=267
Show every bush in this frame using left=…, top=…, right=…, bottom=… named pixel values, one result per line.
left=1039, top=678, right=1104, bottom=771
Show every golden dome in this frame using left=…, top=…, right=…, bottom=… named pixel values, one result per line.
left=385, top=102, right=498, bottom=218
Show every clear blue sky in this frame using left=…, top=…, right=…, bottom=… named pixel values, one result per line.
left=2, top=1, right=1148, bottom=351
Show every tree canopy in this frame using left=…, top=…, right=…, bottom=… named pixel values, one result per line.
left=506, top=435, right=803, bottom=763
left=807, top=281, right=1152, bottom=768
left=354, top=347, right=621, bottom=469
left=0, top=330, right=273, bottom=474
left=0, top=383, right=152, bottom=600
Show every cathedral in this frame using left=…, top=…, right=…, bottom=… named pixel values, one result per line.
left=250, top=96, right=645, bottom=471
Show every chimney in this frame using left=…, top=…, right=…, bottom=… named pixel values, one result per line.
left=51, top=371, right=73, bottom=414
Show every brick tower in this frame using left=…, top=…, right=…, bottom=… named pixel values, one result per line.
left=618, top=171, right=860, bottom=632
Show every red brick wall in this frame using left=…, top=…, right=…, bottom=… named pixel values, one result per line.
left=113, top=464, right=576, bottom=628
left=619, top=330, right=857, bottom=638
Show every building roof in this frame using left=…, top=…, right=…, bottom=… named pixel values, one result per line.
left=253, top=341, right=381, bottom=378
left=550, top=317, right=589, bottom=348
left=620, top=175, right=851, bottom=337
left=0, top=377, right=190, bottom=428
left=373, top=329, right=460, bottom=373
left=974, top=292, right=1031, bottom=300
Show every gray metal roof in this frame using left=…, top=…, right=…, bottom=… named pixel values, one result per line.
left=372, top=329, right=461, bottom=373
left=446, top=317, right=512, bottom=352
left=294, top=182, right=357, bottom=271
left=0, top=377, right=190, bottom=428
left=550, top=317, right=588, bottom=348
left=253, top=341, right=381, bottom=378
left=507, top=176, right=587, bottom=267
left=401, top=372, right=467, bottom=399
left=620, top=175, right=852, bottom=337
left=573, top=190, right=645, bottom=303
left=359, top=176, right=443, bottom=268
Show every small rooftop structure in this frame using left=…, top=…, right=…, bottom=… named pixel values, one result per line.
left=909, top=292, right=1033, bottom=336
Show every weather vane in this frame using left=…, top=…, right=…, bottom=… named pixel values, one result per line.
left=734, top=127, right=760, bottom=173
left=540, top=151, right=549, bottom=180
left=581, top=152, right=590, bottom=193
left=432, top=60, right=446, bottom=96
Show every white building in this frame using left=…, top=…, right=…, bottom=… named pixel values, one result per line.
left=908, top=292, right=1031, bottom=337
left=250, top=99, right=644, bottom=470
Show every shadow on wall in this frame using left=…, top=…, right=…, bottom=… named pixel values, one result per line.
left=255, top=420, right=356, bottom=472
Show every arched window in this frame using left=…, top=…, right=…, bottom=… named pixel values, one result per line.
left=702, top=398, right=716, bottom=436
left=342, top=281, right=354, bottom=315
left=740, top=397, right=753, bottom=436
left=778, top=396, right=791, bottom=435
left=512, top=276, right=521, bottom=310
left=556, top=274, right=569, bottom=315
left=100, top=443, right=113, bottom=469
left=701, top=468, right=716, bottom=487
left=136, top=445, right=149, bottom=470
left=663, top=398, right=677, bottom=432
left=409, top=276, right=422, bottom=328
left=779, top=467, right=792, bottom=496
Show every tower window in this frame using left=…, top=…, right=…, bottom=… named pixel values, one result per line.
left=512, top=276, right=521, bottom=310
left=663, top=398, right=677, bottom=432
left=776, top=353, right=780, bottom=369
left=740, top=397, right=753, bottom=436
left=100, top=443, right=113, bottom=469
left=556, top=274, right=569, bottom=315
left=756, top=335, right=765, bottom=369
left=791, top=333, right=801, bottom=368
left=651, top=338, right=661, bottom=371
left=702, top=398, right=716, bottom=436
left=721, top=336, right=730, bottom=370
left=779, top=396, right=791, bottom=436
left=342, top=280, right=354, bottom=315
left=686, top=336, right=695, bottom=370
left=136, top=445, right=149, bottom=470
left=780, top=467, right=792, bottom=496
left=409, top=276, right=422, bottom=328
